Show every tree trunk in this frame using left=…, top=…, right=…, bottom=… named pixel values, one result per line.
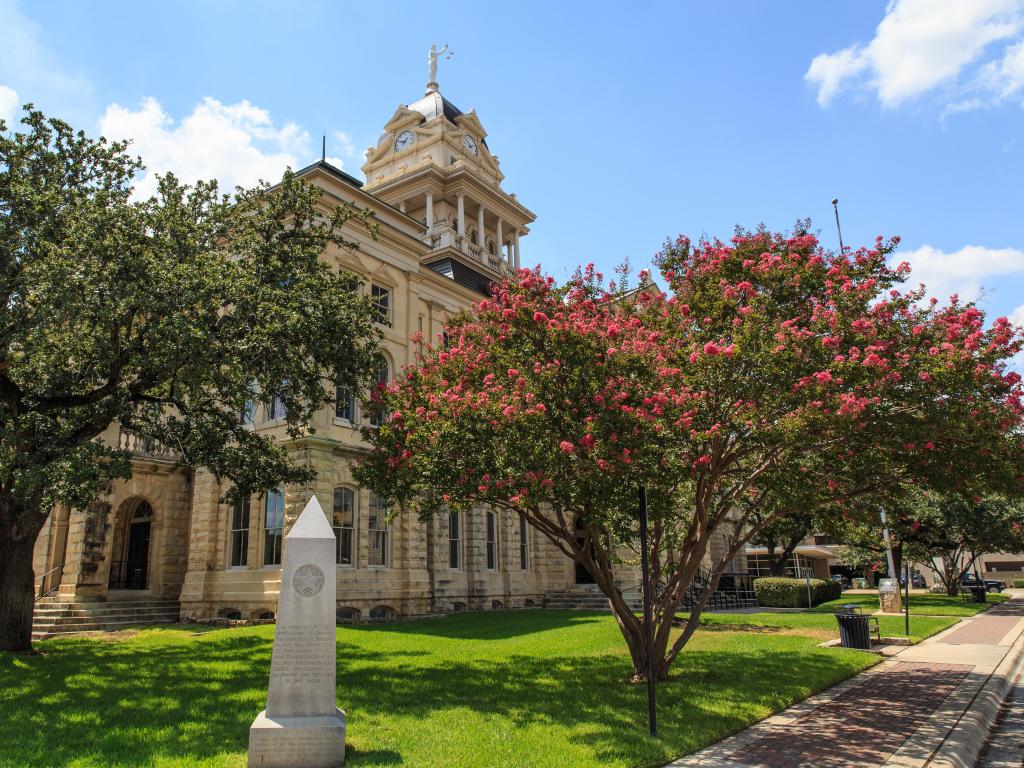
left=0, top=532, right=39, bottom=653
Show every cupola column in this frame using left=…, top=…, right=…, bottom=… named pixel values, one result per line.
left=477, top=205, right=485, bottom=246
left=513, top=229, right=521, bottom=270
left=456, top=194, right=465, bottom=236
left=496, top=218, right=504, bottom=263
left=425, top=193, right=434, bottom=229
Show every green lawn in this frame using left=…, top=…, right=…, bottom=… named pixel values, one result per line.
left=0, top=609, right=955, bottom=768
left=811, top=591, right=1009, bottom=616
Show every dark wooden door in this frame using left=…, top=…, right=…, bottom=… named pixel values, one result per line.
left=125, top=520, right=151, bottom=589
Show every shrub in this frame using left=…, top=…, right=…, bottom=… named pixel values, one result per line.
left=754, top=577, right=837, bottom=608
left=1012, top=579, right=1024, bottom=588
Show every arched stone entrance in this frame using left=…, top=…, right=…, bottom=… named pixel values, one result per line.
left=109, top=498, right=154, bottom=590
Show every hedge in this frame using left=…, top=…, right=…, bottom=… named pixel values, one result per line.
left=1013, top=578, right=1024, bottom=588
left=753, top=577, right=842, bottom=608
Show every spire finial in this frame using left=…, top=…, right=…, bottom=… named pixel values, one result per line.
left=427, top=43, right=453, bottom=94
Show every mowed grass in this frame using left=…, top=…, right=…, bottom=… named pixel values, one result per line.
left=811, top=591, right=1009, bottom=616
left=0, top=609, right=956, bottom=768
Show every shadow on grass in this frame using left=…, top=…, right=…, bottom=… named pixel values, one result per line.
left=0, top=612, right=871, bottom=768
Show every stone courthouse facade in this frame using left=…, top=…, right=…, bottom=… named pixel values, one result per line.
left=30, top=73, right=598, bottom=623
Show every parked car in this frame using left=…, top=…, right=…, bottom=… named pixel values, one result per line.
left=911, top=573, right=927, bottom=589
left=961, top=574, right=1006, bottom=593
left=829, top=575, right=851, bottom=590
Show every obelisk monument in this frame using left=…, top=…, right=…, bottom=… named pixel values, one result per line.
left=249, top=495, right=345, bottom=767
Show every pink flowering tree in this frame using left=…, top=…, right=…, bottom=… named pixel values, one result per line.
left=357, top=225, right=1024, bottom=681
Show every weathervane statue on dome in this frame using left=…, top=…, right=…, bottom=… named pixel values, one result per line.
left=427, top=43, right=452, bottom=93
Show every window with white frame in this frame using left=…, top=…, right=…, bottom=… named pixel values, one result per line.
left=333, top=486, right=356, bottom=566
left=448, top=510, right=460, bottom=569
left=486, top=511, right=498, bottom=570
left=519, top=512, right=529, bottom=571
left=263, top=488, right=284, bottom=566
left=229, top=496, right=250, bottom=567
left=368, top=492, right=389, bottom=567
left=371, top=284, right=391, bottom=325
left=335, top=386, right=355, bottom=422
left=368, top=356, right=389, bottom=427
left=267, top=393, right=286, bottom=421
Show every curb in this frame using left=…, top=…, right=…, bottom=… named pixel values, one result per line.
left=924, top=616, right=1024, bottom=767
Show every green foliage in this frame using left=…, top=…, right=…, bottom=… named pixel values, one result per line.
left=0, top=104, right=381, bottom=650
left=754, top=577, right=839, bottom=607
left=810, top=592, right=1008, bottom=616
left=1012, top=579, right=1024, bottom=588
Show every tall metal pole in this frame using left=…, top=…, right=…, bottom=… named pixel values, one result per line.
left=905, top=560, right=910, bottom=636
left=638, top=486, right=657, bottom=737
left=832, top=198, right=845, bottom=253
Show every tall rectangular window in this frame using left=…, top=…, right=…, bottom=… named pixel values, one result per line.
left=368, top=357, right=389, bottom=428
left=368, top=492, right=388, bottom=567
left=371, top=284, right=391, bottom=325
left=230, top=497, right=250, bottom=567
left=333, top=487, right=355, bottom=566
left=519, top=513, right=529, bottom=571
left=268, top=394, right=286, bottom=421
left=263, top=488, right=284, bottom=566
left=335, top=386, right=355, bottom=422
left=448, top=510, right=460, bottom=569
left=486, top=511, right=497, bottom=571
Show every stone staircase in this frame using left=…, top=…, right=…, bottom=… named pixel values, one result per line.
left=32, top=597, right=181, bottom=640
left=543, top=585, right=642, bottom=612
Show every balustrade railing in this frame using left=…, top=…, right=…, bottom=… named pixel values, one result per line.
left=117, top=429, right=177, bottom=461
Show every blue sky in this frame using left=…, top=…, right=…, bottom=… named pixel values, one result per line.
left=1, top=0, right=1022, bottom=342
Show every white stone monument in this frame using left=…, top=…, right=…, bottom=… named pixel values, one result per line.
left=249, top=495, right=345, bottom=767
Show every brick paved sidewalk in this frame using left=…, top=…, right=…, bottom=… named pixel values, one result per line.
left=667, top=600, right=1024, bottom=768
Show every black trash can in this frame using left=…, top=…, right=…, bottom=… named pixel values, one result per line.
left=970, top=586, right=987, bottom=604
left=835, top=610, right=872, bottom=650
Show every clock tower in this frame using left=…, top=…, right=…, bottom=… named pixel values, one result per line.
left=361, top=53, right=535, bottom=294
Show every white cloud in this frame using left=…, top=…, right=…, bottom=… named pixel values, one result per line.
left=807, top=0, right=1024, bottom=109
left=333, top=130, right=356, bottom=158
left=0, top=0, right=94, bottom=121
left=1011, top=303, right=1024, bottom=326
left=0, top=84, right=17, bottom=124
left=99, top=96, right=312, bottom=199
left=900, top=244, right=1024, bottom=303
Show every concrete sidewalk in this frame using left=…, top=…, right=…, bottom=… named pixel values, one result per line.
left=667, top=599, right=1024, bottom=768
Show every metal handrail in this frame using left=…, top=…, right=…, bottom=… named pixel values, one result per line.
left=34, top=565, right=63, bottom=602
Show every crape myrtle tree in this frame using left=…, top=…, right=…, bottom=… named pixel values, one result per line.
left=0, top=107, right=381, bottom=652
left=901, top=493, right=1024, bottom=595
left=356, top=224, right=1024, bottom=682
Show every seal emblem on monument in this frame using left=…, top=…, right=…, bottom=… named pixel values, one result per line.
left=292, top=563, right=325, bottom=598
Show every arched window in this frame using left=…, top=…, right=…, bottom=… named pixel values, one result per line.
left=368, top=492, right=389, bottom=567
left=486, top=511, right=498, bottom=571
left=229, top=496, right=250, bottom=567
left=333, top=486, right=356, bottom=566
left=368, top=356, right=389, bottom=428
left=263, top=488, right=284, bottom=566
left=487, top=239, right=495, bottom=255
left=448, top=510, right=460, bottom=570
left=451, top=602, right=466, bottom=613
left=336, top=607, right=360, bottom=623
left=491, top=600, right=503, bottom=610
left=133, top=501, right=153, bottom=521
left=369, top=605, right=392, bottom=621
left=219, top=608, right=242, bottom=620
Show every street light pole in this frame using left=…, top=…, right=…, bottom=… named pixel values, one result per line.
left=638, top=485, right=657, bottom=737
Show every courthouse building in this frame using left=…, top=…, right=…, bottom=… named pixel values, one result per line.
left=30, top=73, right=588, bottom=624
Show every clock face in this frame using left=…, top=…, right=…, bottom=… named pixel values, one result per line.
left=394, top=130, right=415, bottom=152
left=462, top=134, right=478, bottom=155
